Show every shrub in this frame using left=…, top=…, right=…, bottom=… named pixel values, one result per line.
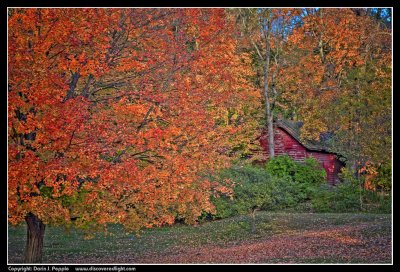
left=294, top=157, right=326, bottom=184
left=210, top=164, right=312, bottom=232
left=210, top=164, right=306, bottom=220
left=374, top=163, right=392, bottom=192
left=263, top=176, right=306, bottom=210
left=265, top=155, right=325, bottom=201
left=265, top=155, right=326, bottom=184
left=312, top=180, right=361, bottom=213
left=209, top=159, right=390, bottom=220
left=265, top=155, right=297, bottom=179
left=312, top=167, right=391, bottom=213
left=210, top=165, right=272, bottom=219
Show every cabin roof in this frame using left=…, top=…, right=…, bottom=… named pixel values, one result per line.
left=275, top=119, right=332, bottom=153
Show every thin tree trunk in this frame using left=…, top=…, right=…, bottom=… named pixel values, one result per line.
left=25, top=212, right=46, bottom=263
left=359, top=183, right=363, bottom=210
left=263, top=26, right=275, bottom=158
left=250, top=209, right=257, bottom=233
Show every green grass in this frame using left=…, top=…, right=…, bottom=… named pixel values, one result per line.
left=8, top=212, right=391, bottom=264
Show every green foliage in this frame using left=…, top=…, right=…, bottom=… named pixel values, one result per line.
left=211, top=156, right=328, bottom=219
left=263, top=176, right=307, bottom=210
left=60, top=189, right=89, bottom=208
left=265, top=155, right=326, bottom=184
left=265, top=155, right=297, bottom=179
left=294, top=157, right=326, bottom=184
left=210, top=164, right=307, bottom=219
left=211, top=165, right=272, bottom=219
left=362, top=189, right=392, bottom=214
left=39, top=185, right=54, bottom=199
left=312, top=167, right=391, bottom=214
left=210, top=196, right=237, bottom=219
left=264, top=155, right=326, bottom=201
left=374, top=163, right=392, bottom=192
left=210, top=157, right=390, bottom=220
left=338, top=167, right=358, bottom=183
left=312, top=181, right=361, bottom=213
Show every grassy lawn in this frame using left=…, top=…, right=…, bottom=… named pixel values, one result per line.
left=8, top=212, right=392, bottom=264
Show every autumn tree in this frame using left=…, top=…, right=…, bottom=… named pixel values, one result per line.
left=8, top=8, right=260, bottom=263
left=279, top=8, right=391, bottom=188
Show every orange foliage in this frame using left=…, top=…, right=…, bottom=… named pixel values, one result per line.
left=8, top=8, right=260, bottom=231
left=280, top=9, right=377, bottom=140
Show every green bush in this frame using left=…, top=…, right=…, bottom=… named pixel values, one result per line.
left=294, top=157, right=326, bottom=184
left=265, top=155, right=325, bottom=201
left=210, top=164, right=306, bottom=219
left=374, top=163, right=392, bottom=192
left=265, top=155, right=297, bottom=179
left=265, top=155, right=326, bottom=184
left=210, top=156, right=328, bottom=219
left=210, top=165, right=273, bottom=219
left=312, top=167, right=391, bottom=213
left=209, top=158, right=390, bottom=220
left=263, top=176, right=307, bottom=210
left=312, top=181, right=361, bottom=213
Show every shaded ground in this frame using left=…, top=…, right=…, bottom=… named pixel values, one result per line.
left=8, top=212, right=391, bottom=264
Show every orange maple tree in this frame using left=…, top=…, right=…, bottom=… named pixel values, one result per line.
left=8, top=8, right=260, bottom=262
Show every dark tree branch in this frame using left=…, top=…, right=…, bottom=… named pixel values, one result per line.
left=137, top=105, right=155, bottom=133
left=64, top=71, right=80, bottom=102
left=81, top=74, right=94, bottom=98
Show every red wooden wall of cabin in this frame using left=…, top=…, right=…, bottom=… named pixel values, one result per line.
left=307, top=152, right=338, bottom=185
left=260, top=127, right=307, bottom=161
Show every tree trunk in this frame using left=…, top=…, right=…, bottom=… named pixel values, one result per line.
left=64, top=71, right=80, bottom=102
left=25, top=212, right=46, bottom=263
left=250, top=209, right=257, bottom=233
left=359, top=177, right=364, bottom=211
left=263, top=27, right=275, bottom=159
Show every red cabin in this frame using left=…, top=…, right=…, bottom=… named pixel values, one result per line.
left=259, top=119, right=345, bottom=185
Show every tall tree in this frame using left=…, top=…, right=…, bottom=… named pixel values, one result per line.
left=280, top=8, right=391, bottom=185
left=233, top=8, right=300, bottom=159
left=8, top=8, right=260, bottom=262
